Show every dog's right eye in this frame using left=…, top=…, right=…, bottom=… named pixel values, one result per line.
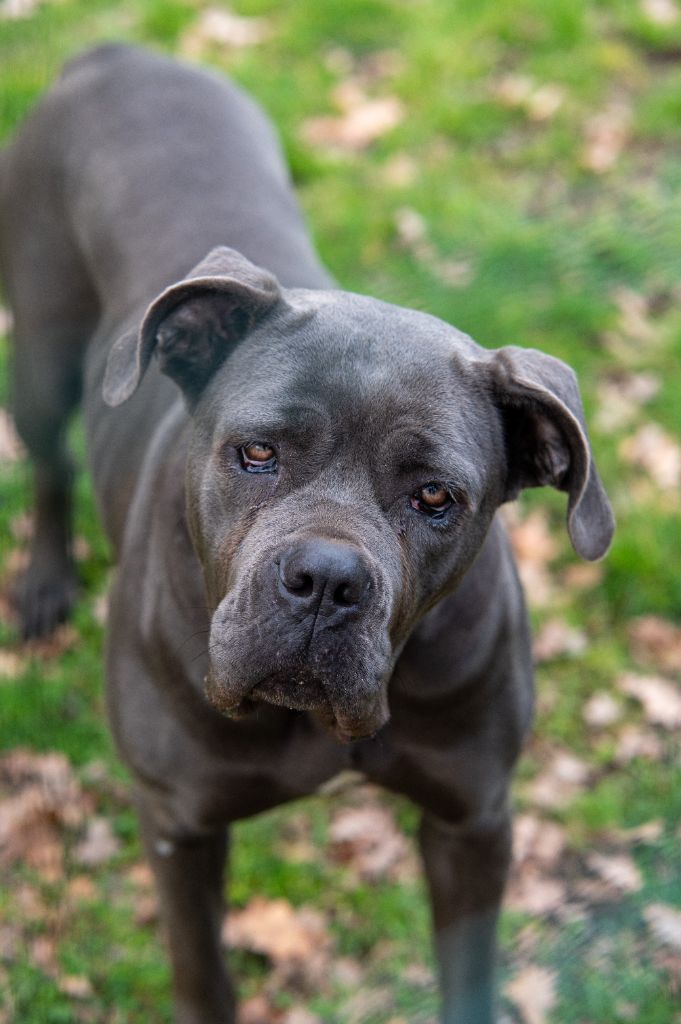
left=239, top=443, right=277, bottom=473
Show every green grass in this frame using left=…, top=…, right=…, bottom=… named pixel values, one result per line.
left=1, top=1, right=681, bottom=1021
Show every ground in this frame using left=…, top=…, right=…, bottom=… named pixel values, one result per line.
left=0, top=1, right=680, bottom=1022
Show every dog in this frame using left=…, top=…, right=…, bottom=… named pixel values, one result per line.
left=0, top=43, right=614, bottom=1024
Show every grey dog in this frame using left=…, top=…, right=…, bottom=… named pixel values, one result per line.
left=0, top=44, right=613, bottom=1024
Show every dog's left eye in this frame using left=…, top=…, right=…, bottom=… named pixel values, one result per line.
left=239, top=443, right=277, bottom=473
left=411, top=482, right=453, bottom=517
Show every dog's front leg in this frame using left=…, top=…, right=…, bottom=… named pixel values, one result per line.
left=419, top=810, right=512, bottom=1024
left=137, top=796, right=235, bottom=1024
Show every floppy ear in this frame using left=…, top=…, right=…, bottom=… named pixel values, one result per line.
left=102, top=246, right=282, bottom=408
left=483, top=345, right=614, bottom=561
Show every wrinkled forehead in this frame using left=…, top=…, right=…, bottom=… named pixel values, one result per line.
left=204, top=289, right=492, bottom=468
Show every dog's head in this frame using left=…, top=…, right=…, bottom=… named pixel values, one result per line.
left=104, top=247, right=614, bottom=741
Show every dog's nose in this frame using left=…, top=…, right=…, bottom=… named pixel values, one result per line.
left=277, top=539, right=371, bottom=615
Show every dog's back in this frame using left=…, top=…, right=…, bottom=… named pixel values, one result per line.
left=0, top=44, right=332, bottom=551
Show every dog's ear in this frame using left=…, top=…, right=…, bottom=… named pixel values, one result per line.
left=483, top=345, right=614, bottom=561
left=103, top=246, right=282, bottom=408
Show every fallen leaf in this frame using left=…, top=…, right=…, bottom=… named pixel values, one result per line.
left=506, top=965, right=556, bottom=1024
left=224, top=897, right=332, bottom=988
left=58, top=975, right=94, bottom=999
left=236, top=995, right=274, bottom=1024
left=66, top=876, right=98, bottom=902
left=28, top=934, right=58, bottom=975
left=281, top=1010, right=321, bottom=1024
left=644, top=903, right=681, bottom=950
left=609, top=819, right=663, bottom=844
left=513, top=814, right=567, bottom=866
left=0, top=408, right=24, bottom=464
left=595, top=371, right=660, bottom=432
left=561, top=562, right=603, bottom=590
left=0, top=0, right=41, bottom=20
left=628, top=616, right=681, bottom=673
left=619, top=423, right=681, bottom=490
left=329, top=802, right=414, bottom=881
left=581, top=101, right=631, bottom=173
left=587, top=852, right=642, bottom=893
left=73, top=816, right=120, bottom=867
left=583, top=692, right=622, bottom=728
left=619, top=671, right=681, bottom=728
left=0, top=650, right=27, bottom=680
left=642, top=0, right=679, bottom=25
left=382, top=152, right=417, bottom=187
left=393, top=207, right=474, bottom=288
left=533, top=618, right=587, bottom=662
left=494, top=75, right=565, bottom=122
left=0, top=750, right=88, bottom=877
left=300, top=95, right=403, bottom=152
left=182, top=7, right=270, bottom=56
left=528, top=751, right=590, bottom=810
left=614, top=724, right=664, bottom=763
left=506, top=869, right=568, bottom=915
left=505, top=507, right=559, bottom=607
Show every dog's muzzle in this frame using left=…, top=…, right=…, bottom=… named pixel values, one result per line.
left=205, top=537, right=392, bottom=740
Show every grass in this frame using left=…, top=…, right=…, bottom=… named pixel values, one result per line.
left=1, top=1, right=681, bottom=1022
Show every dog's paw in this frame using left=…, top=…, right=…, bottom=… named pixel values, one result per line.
left=15, top=562, right=78, bottom=639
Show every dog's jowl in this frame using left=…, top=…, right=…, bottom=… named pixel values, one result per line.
left=0, top=44, right=614, bottom=1024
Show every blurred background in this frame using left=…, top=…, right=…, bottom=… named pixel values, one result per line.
left=1, top=1, right=680, bottom=1022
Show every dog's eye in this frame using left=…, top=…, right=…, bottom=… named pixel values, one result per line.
left=239, top=443, right=277, bottom=473
left=411, top=482, right=453, bottom=517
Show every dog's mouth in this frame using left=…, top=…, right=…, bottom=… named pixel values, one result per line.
left=205, top=667, right=385, bottom=742
left=250, top=668, right=332, bottom=713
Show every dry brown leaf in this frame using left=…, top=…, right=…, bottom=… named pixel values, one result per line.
left=645, top=903, right=681, bottom=951
left=587, top=852, right=642, bottom=893
left=67, top=875, right=98, bottom=903
left=533, top=618, right=587, bottom=662
left=393, top=207, right=474, bottom=288
left=506, top=869, right=568, bottom=915
left=0, top=408, right=24, bottom=464
left=73, top=816, right=120, bottom=867
left=25, top=623, right=80, bottom=661
left=528, top=751, right=590, bottom=810
left=281, top=1010, right=321, bottom=1024
left=224, top=897, right=332, bottom=988
left=614, top=724, right=664, bottom=764
left=619, top=423, right=681, bottom=491
left=0, top=0, right=41, bottom=19
left=642, top=0, right=680, bottom=24
left=182, top=7, right=270, bottom=56
left=58, top=975, right=94, bottom=999
left=493, top=75, right=564, bottom=122
left=609, top=819, right=663, bottom=844
left=583, top=692, right=622, bottom=728
left=29, top=934, right=58, bottom=976
left=628, top=616, right=681, bottom=673
left=382, top=152, right=417, bottom=187
left=505, top=507, right=559, bottom=607
left=513, top=814, right=566, bottom=866
left=237, top=994, right=276, bottom=1024
left=595, top=371, right=660, bottom=432
left=619, top=671, right=681, bottom=728
left=0, top=750, right=87, bottom=875
left=0, top=650, right=27, bottom=680
left=133, top=892, right=159, bottom=926
left=506, top=965, right=557, bottom=1024
left=561, top=562, right=603, bottom=590
left=581, top=101, right=631, bottom=173
left=300, top=95, right=403, bottom=153
left=329, top=802, right=414, bottom=881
